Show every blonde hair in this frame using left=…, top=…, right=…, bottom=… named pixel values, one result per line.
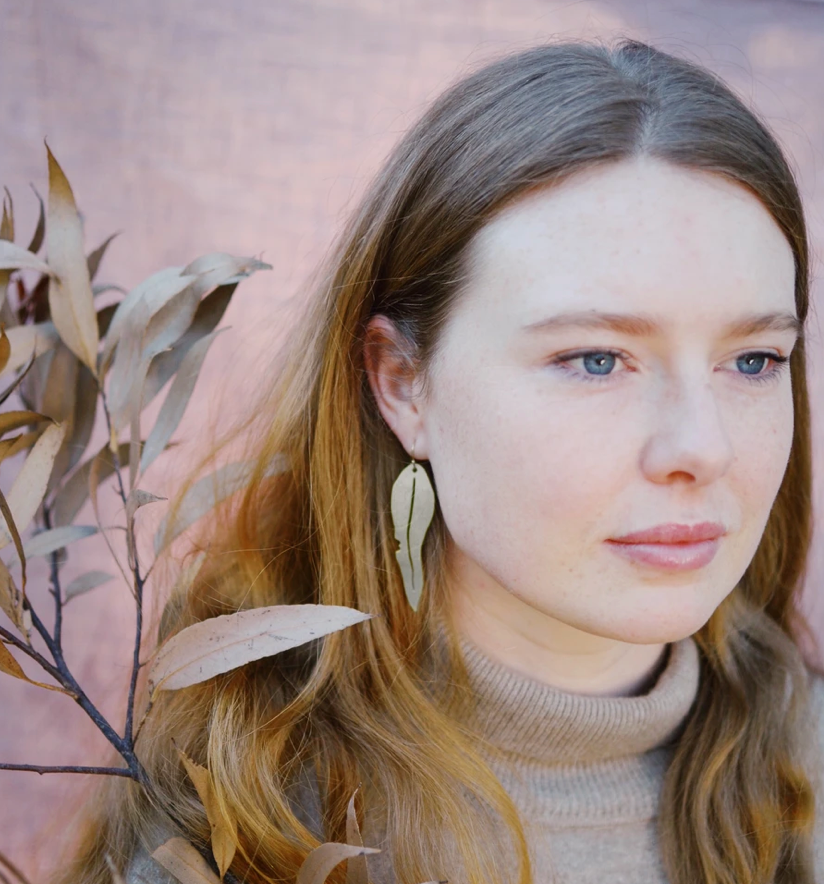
left=56, top=37, right=817, bottom=884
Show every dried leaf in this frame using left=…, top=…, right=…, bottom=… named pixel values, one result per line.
left=0, top=557, right=26, bottom=634
left=45, top=143, right=100, bottom=375
left=0, top=431, right=41, bottom=463
left=297, top=843, right=381, bottom=884
left=0, top=640, right=72, bottom=694
left=0, top=325, right=11, bottom=374
left=22, top=524, right=97, bottom=560
left=27, top=184, right=46, bottom=255
left=0, top=241, right=53, bottom=276
left=100, top=266, right=194, bottom=375
left=149, top=604, right=373, bottom=692
left=65, top=569, right=115, bottom=602
left=345, top=788, right=367, bottom=884
left=0, top=422, right=67, bottom=550
left=2, top=322, right=60, bottom=375
left=0, top=411, right=51, bottom=437
left=143, top=284, right=236, bottom=408
left=154, top=456, right=286, bottom=555
left=0, top=352, right=36, bottom=409
left=0, top=487, right=27, bottom=600
left=175, top=745, right=238, bottom=880
left=181, top=252, right=271, bottom=280
left=140, top=328, right=227, bottom=474
left=125, top=489, right=166, bottom=571
left=64, top=361, right=98, bottom=476
left=87, top=232, right=119, bottom=282
left=40, top=342, right=79, bottom=495
left=1, top=189, right=14, bottom=242
left=151, top=838, right=220, bottom=884
left=104, top=853, right=126, bottom=884
left=50, top=441, right=131, bottom=527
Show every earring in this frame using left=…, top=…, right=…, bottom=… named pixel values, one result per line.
left=390, top=443, right=436, bottom=612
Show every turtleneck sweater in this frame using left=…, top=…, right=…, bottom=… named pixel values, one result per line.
left=125, top=634, right=824, bottom=884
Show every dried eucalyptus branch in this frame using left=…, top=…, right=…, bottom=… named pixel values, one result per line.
left=0, top=145, right=396, bottom=884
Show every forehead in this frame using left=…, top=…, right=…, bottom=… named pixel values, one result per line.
left=459, top=156, right=796, bottom=327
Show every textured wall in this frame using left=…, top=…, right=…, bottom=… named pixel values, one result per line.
left=2, top=0, right=824, bottom=877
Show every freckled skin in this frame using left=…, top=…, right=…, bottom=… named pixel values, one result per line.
left=366, top=156, right=797, bottom=695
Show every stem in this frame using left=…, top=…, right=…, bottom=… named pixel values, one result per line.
left=41, top=504, right=63, bottom=651
left=100, top=391, right=144, bottom=750
left=0, top=624, right=65, bottom=685
left=0, top=763, right=133, bottom=777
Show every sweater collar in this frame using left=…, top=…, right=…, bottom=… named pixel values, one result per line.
left=452, top=634, right=701, bottom=765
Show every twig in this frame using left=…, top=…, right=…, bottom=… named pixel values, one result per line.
left=0, top=624, right=66, bottom=686
left=0, top=848, right=30, bottom=884
left=100, top=391, right=145, bottom=750
left=0, top=763, right=134, bottom=777
left=41, top=503, right=64, bottom=652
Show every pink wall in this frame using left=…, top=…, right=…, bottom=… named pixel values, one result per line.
left=3, top=0, right=824, bottom=877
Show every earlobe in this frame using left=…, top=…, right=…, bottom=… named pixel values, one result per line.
left=363, top=314, right=426, bottom=454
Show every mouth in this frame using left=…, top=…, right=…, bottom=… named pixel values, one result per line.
left=604, top=522, right=725, bottom=572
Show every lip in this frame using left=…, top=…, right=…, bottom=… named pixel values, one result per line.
left=605, top=522, right=726, bottom=572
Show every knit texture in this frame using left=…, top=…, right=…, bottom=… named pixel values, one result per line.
left=125, top=635, right=824, bottom=883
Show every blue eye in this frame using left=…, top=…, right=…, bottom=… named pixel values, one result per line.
left=582, top=352, right=616, bottom=375
left=736, top=353, right=769, bottom=375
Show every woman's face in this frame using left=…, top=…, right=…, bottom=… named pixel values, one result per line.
left=413, top=156, right=799, bottom=645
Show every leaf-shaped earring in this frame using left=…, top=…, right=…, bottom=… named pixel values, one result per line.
left=390, top=444, right=435, bottom=612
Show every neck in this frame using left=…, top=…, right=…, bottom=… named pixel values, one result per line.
left=447, top=558, right=668, bottom=698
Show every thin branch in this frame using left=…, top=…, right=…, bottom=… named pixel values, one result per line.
left=100, top=391, right=145, bottom=751
left=0, top=763, right=134, bottom=777
left=0, top=848, right=30, bottom=884
left=0, top=624, right=62, bottom=682
left=41, top=503, right=64, bottom=651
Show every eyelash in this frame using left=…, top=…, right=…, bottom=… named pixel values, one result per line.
left=550, top=349, right=791, bottom=386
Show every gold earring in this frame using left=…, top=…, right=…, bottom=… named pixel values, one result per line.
left=390, top=443, right=436, bottom=612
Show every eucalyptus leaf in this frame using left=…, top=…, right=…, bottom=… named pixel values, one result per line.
left=140, top=328, right=227, bottom=474
left=148, top=604, right=373, bottom=692
left=22, top=524, right=97, bottom=560
left=151, top=838, right=220, bottom=884
left=296, top=843, right=381, bottom=884
left=45, top=144, right=99, bottom=375
left=65, top=569, right=115, bottom=602
left=0, top=241, right=53, bottom=276
left=154, top=455, right=286, bottom=555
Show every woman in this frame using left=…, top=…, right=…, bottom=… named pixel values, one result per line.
left=59, top=37, right=824, bottom=884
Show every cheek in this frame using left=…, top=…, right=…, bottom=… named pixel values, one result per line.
left=424, top=365, right=638, bottom=580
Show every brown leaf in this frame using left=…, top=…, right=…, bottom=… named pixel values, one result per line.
left=296, top=843, right=381, bottom=884
left=154, top=457, right=286, bottom=555
left=0, top=411, right=51, bottom=438
left=0, top=325, right=12, bottom=374
left=64, top=569, right=115, bottom=603
left=64, top=361, right=98, bottom=476
left=125, top=489, right=166, bottom=571
left=2, top=322, right=60, bottom=376
left=0, top=487, right=27, bottom=601
left=40, top=342, right=79, bottom=496
left=148, top=604, right=373, bottom=692
left=0, top=241, right=53, bottom=276
left=175, top=745, right=238, bottom=880
left=151, top=838, right=221, bottom=884
left=0, top=189, right=13, bottom=242
left=27, top=184, right=46, bottom=255
left=45, top=143, right=100, bottom=376
left=345, top=788, right=367, bottom=884
left=0, top=640, right=73, bottom=694
left=140, top=328, right=227, bottom=474
left=0, top=422, right=67, bottom=552
left=87, top=232, right=119, bottom=282
left=0, top=557, right=26, bottom=635
left=50, top=441, right=131, bottom=527
left=0, top=431, right=41, bottom=463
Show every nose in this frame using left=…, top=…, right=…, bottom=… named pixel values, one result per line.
left=639, top=374, right=734, bottom=487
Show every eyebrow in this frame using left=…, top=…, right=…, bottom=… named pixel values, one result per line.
left=522, top=310, right=803, bottom=340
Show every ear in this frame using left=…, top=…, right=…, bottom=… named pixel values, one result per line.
left=363, top=314, right=428, bottom=457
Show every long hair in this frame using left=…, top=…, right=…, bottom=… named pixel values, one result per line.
left=55, top=37, right=817, bottom=884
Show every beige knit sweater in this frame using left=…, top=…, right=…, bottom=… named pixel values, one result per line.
left=125, top=635, right=824, bottom=883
